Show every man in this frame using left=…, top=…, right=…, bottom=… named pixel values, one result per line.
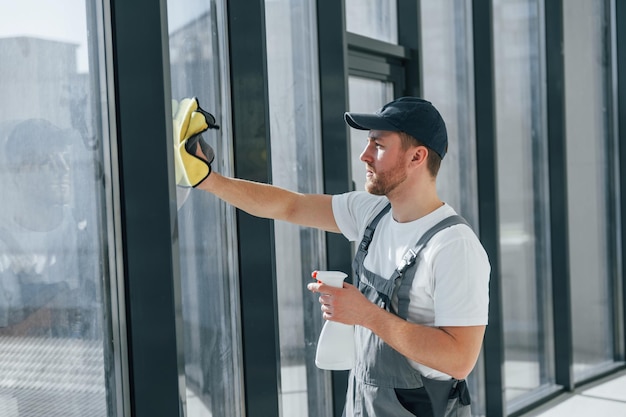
left=173, top=97, right=490, bottom=417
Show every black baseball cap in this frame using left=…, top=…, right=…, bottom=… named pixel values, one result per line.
left=344, top=97, right=448, bottom=159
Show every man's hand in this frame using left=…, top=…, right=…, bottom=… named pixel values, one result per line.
left=307, top=280, right=376, bottom=325
left=172, top=97, right=219, bottom=187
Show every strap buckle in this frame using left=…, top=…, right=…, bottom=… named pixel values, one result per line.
left=397, top=248, right=417, bottom=274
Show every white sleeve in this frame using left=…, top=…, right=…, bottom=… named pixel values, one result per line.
left=429, top=231, right=491, bottom=327
left=331, top=192, right=388, bottom=242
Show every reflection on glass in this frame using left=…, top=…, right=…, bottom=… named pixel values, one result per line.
left=265, top=1, right=329, bottom=416
left=167, top=1, right=243, bottom=416
left=563, top=0, right=615, bottom=381
left=347, top=77, right=393, bottom=193
left=419, top=1, right=483, bottom=415
left=492, top=0, right=555, bottom=409
left=0, top=1, right=117, bottom=416
left=345, top=0, right=398, bottom=43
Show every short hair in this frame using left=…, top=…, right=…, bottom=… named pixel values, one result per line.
left=398, top=131, right=444, bottom=177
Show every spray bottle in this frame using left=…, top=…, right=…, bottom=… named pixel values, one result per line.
left=313, top=270, right=356, bottom=370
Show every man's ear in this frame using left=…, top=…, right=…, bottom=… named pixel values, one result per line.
left=410, top=146, right=429, bottom=164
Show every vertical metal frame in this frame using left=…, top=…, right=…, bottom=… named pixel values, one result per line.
left=398, top=0, right=422, bottom=96
left=100, top=0, right=130, bottom=414
left=316, top=1, right=353, bottom=415
left=613, top=1, right=626, bottom=361
left=108, top=0, right=185, bottom=415
left=530, top=2, right=553, bottom=391
left=544, top=0, right=575, bottom=392
left=226, top=1, right=281, bottom=417
left=604, top=0, right=624, bottom=366
left=471, top=1, right=506, bottom=415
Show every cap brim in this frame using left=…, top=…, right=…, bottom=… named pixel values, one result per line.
left=344, top=112, right=401, bottom=132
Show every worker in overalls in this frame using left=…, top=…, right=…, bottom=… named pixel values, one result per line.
left=173, top=96, right=490, bottom=416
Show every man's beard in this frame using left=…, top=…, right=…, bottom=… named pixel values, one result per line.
left=364, top=165, right=408, bottom=196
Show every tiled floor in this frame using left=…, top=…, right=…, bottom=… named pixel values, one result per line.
left=523, top=372, right=626, bottom=417
left=185, top=366, right=626, bottom=417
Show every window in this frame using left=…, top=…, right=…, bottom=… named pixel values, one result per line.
left=492, top=0, right=556, bottom=411
left=419, top=1, right=484, bottom=415
left=167, top=1, right=244, bottom=415
left=0, top=0, right=120, bottom=415
left=265, top=1, right=329, bottom=415
left=347, top=77, right=394, bottom=193
left=563, top=0, right=619, bottom=382
left=345, top=0, right=398, bottom=44
left=420, top=0, right=479, bottom=243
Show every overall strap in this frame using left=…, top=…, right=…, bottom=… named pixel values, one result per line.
left=359, top=203, right=391, bottom=253
left=352, top=203, right=394, bottom=306
left=352, top=203, right=391, bottom=272
left=395, top=215, right=470, bottom=319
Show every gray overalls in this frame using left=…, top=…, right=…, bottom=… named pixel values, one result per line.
left=344, top=204, right=472, bottom=417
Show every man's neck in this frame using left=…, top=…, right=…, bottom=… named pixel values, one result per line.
left=387, top=182, right=442, bottom=223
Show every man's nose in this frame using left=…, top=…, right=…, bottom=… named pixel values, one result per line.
left=360, top=143, right=373, bottom=162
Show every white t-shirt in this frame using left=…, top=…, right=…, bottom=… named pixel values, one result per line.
left=332, top=191, right=490, bottom=379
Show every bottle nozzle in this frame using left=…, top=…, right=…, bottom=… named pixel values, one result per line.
left=310, top=270, right=347, bottom=287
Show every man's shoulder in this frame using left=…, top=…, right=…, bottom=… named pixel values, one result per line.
left=333, top=192, right=389, bottom=218
left=335, top=191, right=387, bottom=205
left=430, top=205, right=478, bottom=236
left=332, top=192, right=390, bottom=240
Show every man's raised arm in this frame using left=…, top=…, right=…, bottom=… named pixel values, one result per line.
left=197, top=173, right=339, bottom=233
left=172, top=97, right=339, bottom=233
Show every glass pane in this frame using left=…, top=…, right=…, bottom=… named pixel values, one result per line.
left=0, top=1, right=119, bottom=416
left=563, top=0, right=615, bottom=381
left=265, top=1, right=330, bottom=416
left=419, top=1, right=484, bottom=415
left=492, top=0, right=555, bottom=410
left=347, top=77, right=393, bottom=193
left=420, top=0, right=479, bottom=238
left=345, top=0, right=398, bottom=44
left=167, top=1, right=244, bottom=416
